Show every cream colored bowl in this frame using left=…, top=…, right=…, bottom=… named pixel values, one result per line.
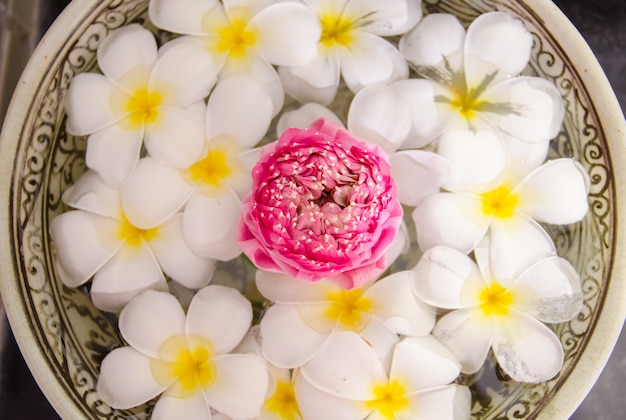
left=0, top=0, right=624, bottom=418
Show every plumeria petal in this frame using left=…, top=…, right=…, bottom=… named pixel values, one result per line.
left=464, top=12, right=532, bottom=83
left=145, top=106, right=206, bottom=169
left=150, top=42, right=218, bottom=106
left=347, top=83, right=412, bottom=152
left=491, top=311, right=564, bottom=383
left=90, top=243, right=168, bottom=312
left=260, top=304, right=330, bottom=368
left=62, top=170, right=122, bottom=218
left=207, top=75, right=274, bottom=148
left=50, top=211, right=121, bottom=287
left=148, top=0, right=215, bottom=35
left=301, top=331, right=387, bottom=400
left=295, top=371, right=372, bottom=420
left=85, top=123, right=143, bottom=186
left=277, top=103, right=343, bottom=135
left=186, top=285, right=253, bottom=354
left=65, top=74, right=119, bottom=135
left=390, top=150, right=451, bottom=207
left=249, top=2, right=321, bottom=66
left=364, top=271, right=436, bottom=336
left=512, top=257, right=583, bottom=323
left=149, top=215, right=216, bottom=289
left=204, top=354, right=269, bottom=419
left=433, top=309, right=493, bottom=374
left=97, top=24, right=158, bottom=88
left=152, top=392, right=210, bottom=420
left=256, top=270, right=335, bottom=303
left=400, top=13, right=465, bottom=68
left=340, top=32, right=408, bottom=93
left=412, top=246, right=485, bottom=309
left=345, top=0, right=411, bottom=36
left=401, top=385, right=471, bottom=420
left=119, top=289, right=187, bottom=358
left=516, top=158, right=590, bottom=224
left=120, top=158, right=194, bottom=229
left=279, top=54, right=340, bottom=105
left=182, top=192, right=243, bottom=261
left=390, top=336, right=461, bottom=391
left=97, top=347, right=165, bottom=409
left=412, top=193, right=489, bottom=253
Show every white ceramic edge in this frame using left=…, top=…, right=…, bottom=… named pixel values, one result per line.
left=530, top=0, right=626, bottom=418
left=0, top=1, right=103, bottom=418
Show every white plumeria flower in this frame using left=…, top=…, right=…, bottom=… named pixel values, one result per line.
left=148, top=0, right=321, bottom=88
left=257, top=269, right=435, bottom=369
left=97, top=287, right=269, bottom=419
left=295, top=331, right=471, bottom=420
left=412, top=246, right=583, bottom=383
left=278, top=102, right=452, bottom=208
left=413, top=158, right=590, bottom=280
left=393, top=12, right=566, bottom=185
left=119, top=75, right=275, bottom=261
left=65, top=24, right=217, bottom=186
left=49, top=171, right=215, bottom=312
left=279, top=0, right=423, bottom=105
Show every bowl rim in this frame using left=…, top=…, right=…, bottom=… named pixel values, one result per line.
left=0, top=0, right=625, bottom=418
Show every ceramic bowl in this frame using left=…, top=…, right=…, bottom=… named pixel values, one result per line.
left=1, top=0, right=625, bottom=418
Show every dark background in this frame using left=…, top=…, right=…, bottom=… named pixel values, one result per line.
left=0, top=0, right=624, bottom=418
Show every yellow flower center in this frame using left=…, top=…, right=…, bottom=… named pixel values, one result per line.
left=125, top=87, right=162, bottom=127
left=481, top=184, right=518, bottom=219
left=264, top=380, right=301, bottom=420
left=479, top=282, right=514, bottom=316
left=189, top=148, right=231, bottom=188
left=325, top=288, right=372, bottom=330
left=365, top=380, right=409, bottom=419
left=214, top=17, right=258, bottom=57
left=151, top=335, right=217, bottom=399
left=319, top=13, right=354, bottom=47
left=449, top=88, right=484, bottom=120
left=118, top=217, right=159, bottom=247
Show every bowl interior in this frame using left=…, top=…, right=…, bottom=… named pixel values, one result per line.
left=0, top=0, right=624, bottom=418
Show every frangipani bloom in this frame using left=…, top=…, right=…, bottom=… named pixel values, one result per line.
left=238, top=118, right=403, bottom=288
left=120, top=75, right=276, bottom=261
left=66, top=24, right=217, bottom=185
left=257, top=269, right=435, bottom=369
left=413, top=158, right=590, bottom=279
left=149, top=0, right=321, bottom=82
left=97, top=287, right=269, bottom=419
left=412, top=246, right=583, bottom=383
left=280, top=0, right=422, bottom=105
left=295, top=332, right=471, bottom=420
left=392, top=12, right=565, bottom=185
left=50, top=171, right=215, bottom=312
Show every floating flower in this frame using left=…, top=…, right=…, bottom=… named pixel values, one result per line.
left=257, top=269, right=435, bottom=369
left=413, top=158, right=590, bottom=279
left=97, top=287, right=269, bottom=418
left=119, top=75, right=276, bottom=261
left=383, top=11, right=566, bottom=185
left=295, top=331, right=471, bottom=419
left=279, top=0, right=422, bottom=105
left=412, top=246, right=583, bottom=383
left=65, top=24, right=217, bottom=185
left=149, top=0, right=321, bottom=85
left=237, top=118, right=403, bottom=288
left=49, top=171, right=215, bottom=312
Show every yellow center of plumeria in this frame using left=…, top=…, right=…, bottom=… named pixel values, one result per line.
left=450, top=88, right=484, bottom=119
left=365, top=380, right=410, bottom=419
left=264, top=380, right=301, bottom=420
left=319, top=13, right=354, bottom=47
left=125, top=87, right=163, bottom=127
left=119, top=217, right=159, bottom=247
left=481, top=184, right=519, bottom=219
left=478, top=282, right=514, bottom=316
left=325, top=288, right=372, bottom=330
left=151, top=335, right=217, bottom=399
left=189, top=148, right=231, bottom=187
left=215, top=18, right=258, bottom=57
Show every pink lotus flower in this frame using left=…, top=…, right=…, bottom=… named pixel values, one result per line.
left=237, top=119, right=403, bottom=288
